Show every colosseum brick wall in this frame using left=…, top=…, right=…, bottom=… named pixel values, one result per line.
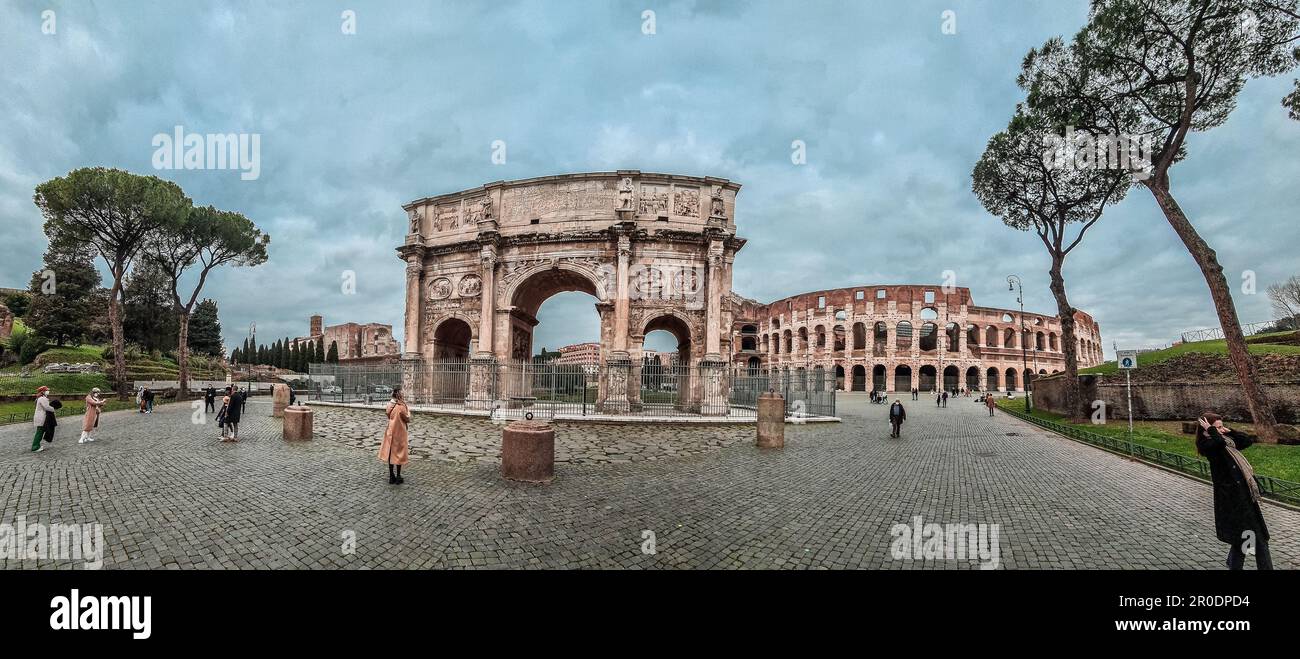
left=729, top=284, right=1103, bottom=393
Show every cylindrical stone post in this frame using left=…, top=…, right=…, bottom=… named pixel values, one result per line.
left=283, top=405, right=313, bottom=441
left=756, top=391, right=785, bottom=449
left=501, top=421, right=555, bottom=483
left=272, top=383, right=290, bottom=418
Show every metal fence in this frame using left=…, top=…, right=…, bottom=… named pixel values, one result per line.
left=1179, top=320, right=1284, bottom=344
left=307, top=360, right=835, bottom=420
left=1001, top=405, right=1300, bottom=507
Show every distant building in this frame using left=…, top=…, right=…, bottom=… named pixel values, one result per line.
left=297, top=314, right=401, bottom=364
left=555, top=342, right=600, bottom=365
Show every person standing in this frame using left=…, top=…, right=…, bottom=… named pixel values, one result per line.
left=217, top=388, right=231, bottom=440
left=79, top=388, right=105, bottom=444
left=985, top=393, right=997, bottom=417
left=378, top=388, right=411, bottom=484
left=204, top=386, right=216, bottom=414
left=31, top=386, right=56, bottom=453
left=224, top=387, right=243, bottom=442
left=143, top=387, right=155, bottom=414
left=1196, top=414, right=1273, bottom=570
left=888, top=398, right=906, bottom=439
left=942, top=390, right=949, bottom=408
left=136, top=386, right=144, bottom=413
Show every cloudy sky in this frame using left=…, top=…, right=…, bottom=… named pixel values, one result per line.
left=3, top=0, right=1297, bottom=358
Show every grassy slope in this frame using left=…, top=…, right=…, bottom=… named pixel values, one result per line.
left=997, top=398, right=1300, bottom=482
left=1081, top=332, right=1300, bottom=375
left=1, top=341, right=226, bottom=390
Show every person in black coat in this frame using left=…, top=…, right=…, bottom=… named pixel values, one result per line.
left=1196, top=413, right=1272, bottom=570
left=224, top=386, right=244, bottom=441
left=888, top=399, right=906, bottom=438
left=204, top=386, right=216, bottom=414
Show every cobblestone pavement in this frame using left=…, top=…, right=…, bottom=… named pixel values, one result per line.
left=313, top=405, right=754, bottom=465
left=1, top=394, right=1297, bottom=569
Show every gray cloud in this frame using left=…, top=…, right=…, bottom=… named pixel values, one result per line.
left=2, top=0, right=1296, bottom=359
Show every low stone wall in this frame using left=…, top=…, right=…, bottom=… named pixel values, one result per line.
left=1033, top=375, right=1300, bottom=423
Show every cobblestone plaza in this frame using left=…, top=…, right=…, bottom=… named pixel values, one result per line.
left=2, top=396, right=1297, bottom=569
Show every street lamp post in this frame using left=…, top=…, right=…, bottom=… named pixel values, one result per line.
left=1007, top=276, right=1031, bottom=413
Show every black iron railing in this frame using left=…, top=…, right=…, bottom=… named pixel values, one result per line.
left=1001, top=406, right=1300, bottom=507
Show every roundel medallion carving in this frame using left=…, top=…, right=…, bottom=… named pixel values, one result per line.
left=459, top=275, right=482, bottom=297
left=428, top=277, right=453, bottom=300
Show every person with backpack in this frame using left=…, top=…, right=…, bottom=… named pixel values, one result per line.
left=31, top=386, right=57, bottom=453
left=888, top=399, right=907, bottom=438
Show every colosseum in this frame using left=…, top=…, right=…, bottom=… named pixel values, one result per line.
left=729, top=286, right=1103, bottom=393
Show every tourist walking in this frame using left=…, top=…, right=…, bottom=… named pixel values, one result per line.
left=888, top=399, right=906, bottom=438
left=942, top=391, right=949, bottom=408
left=143, top=387, right=155, bottom=414
left=41, top=396, right=62, bottom=446
left=136, top=386, right=145, bottom=413
left=378, top=388, right=411, bottom=484
left=911, top=387, right=918, bottom=401
left=985, top=393, right=996, bottom=417
left=31, top=386, right=56, bottom=453
left=79, top=388, right=105, bottom=444
left=1196, top=414, right=1273, bottom=570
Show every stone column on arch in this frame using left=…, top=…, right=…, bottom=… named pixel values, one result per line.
left=698, top=238, right=729, bottom=416
left=600, top=231, right=634, bottom=414
left=402, top=253, right=424, bottom=359
left=467, top=242, right=498, bottom=410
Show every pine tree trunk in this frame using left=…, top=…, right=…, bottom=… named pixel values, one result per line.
left=1146, top=182, right=1279, bottom=443
left=1048, top=257, right=1083, bottom=420
left=108, top=276, right=127, bottom=399
left=177, top=308, right=190, bottom=398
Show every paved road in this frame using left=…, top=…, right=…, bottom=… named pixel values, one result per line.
left=1, top=393, right=1295, bottom=569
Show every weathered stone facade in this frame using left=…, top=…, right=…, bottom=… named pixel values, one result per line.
left=397, top=171, right=743, bottom=413
left=297, top=314, right=401, bottom=364
left=729, top=285, right=1103, bottom=392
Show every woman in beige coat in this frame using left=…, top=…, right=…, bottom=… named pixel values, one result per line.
left=378, top=388, right=411, bottom=484
left=80, top=388, right=105, bottom=444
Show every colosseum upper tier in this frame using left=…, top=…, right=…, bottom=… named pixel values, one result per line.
left=729, top=285, right=1103, bottom=393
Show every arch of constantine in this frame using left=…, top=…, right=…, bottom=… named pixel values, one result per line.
left=396, top=171, right=743, bottom=414
left=395, top=171, right=1102, bottom=416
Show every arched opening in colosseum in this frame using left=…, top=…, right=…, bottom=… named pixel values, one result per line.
left=919, top=307, right=939, bottom=321
left=919, top=322, right=938, bottom=352
left=943, top=365, right=959, bottom=392
left=894, top=365, right=912, bottom=392
left=813, top=366, right=828, bottom=391
left=852, top=323, right=866, bottom=350
left=740, top=324, right=758, bottom=351
left=798, top=327, right=809, bottom=354
left=833, top=325, right=846, bottom=351
left=985, top=326, right=998, bottom=347
left=747, top=356, right=761, bottom=376
left=1003, top=327, right=1017, bottom=348
left=872, top=364, right=886, bottom=392
left=783, top=329, right=793, bottom=354
left=1049, top=333, right=1058, bottom=351
left=814, top=325, right=827, bottom=350
left=896, top=321, right=912, bottom=350
left=834, top=365, right=845, bottom=390
left=986, top=367, right=1001, bottom=391
left=919, top=365, right=937, bottom=392
left=511, top=268, right=602, bottom=362
left=967, top=324, right=980, bottom=346
left=965, top=366, right=979, bottom=391
left=945, top=322, right=960, bottom=352
left=873, top=322, right=887, bottom=355
left=1006, top=367, right=1019, bottom=391
left=852, top=364, right=867, bottom=391
left=1035, top=331, right=1046, bottom=351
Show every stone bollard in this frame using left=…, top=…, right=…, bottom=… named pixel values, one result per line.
left=756, top=391, right=785, bottom=449
left=272, top=383, right=290, bottom=418
left=501, top=421, right=555, bottom=483
left=283, top=404, right=313, bottom=441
